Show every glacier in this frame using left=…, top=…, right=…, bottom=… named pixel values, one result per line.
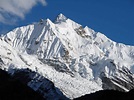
left=0, top=13, right=134, bottom=99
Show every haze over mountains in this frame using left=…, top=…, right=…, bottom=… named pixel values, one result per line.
left=0, top=14, right=134, bottom=99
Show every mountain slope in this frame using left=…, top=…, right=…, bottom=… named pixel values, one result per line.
left=0, top=14, right=134, bottom=99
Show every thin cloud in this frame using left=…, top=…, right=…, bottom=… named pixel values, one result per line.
left=0, top=0, right=47, bottom=24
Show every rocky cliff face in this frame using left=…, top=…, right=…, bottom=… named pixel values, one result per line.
left=0, top=14, right=134, bottom=99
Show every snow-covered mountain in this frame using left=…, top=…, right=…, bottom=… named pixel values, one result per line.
left=0, top=14, right=134, bottom=99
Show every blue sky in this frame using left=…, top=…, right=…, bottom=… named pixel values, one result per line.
left=0, top=0, right=134, bottom=45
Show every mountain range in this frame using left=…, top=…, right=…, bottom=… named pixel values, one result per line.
left=0, top=14, right=134, bottom=99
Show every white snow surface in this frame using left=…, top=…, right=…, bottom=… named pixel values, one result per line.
left=0, top=14, right=134, bottom=99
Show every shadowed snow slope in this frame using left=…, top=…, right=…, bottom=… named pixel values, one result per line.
left=0, top=14, right=134, bottom=99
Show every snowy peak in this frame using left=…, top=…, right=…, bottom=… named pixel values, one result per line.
left=54, top=13, right=81, bottom=29
left=55, top=13, right=67, bottom=23
left=45, top=18, right=55, bottom=27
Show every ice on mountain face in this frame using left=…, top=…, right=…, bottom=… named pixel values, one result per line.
left=0, top=14, right=134, bottom=99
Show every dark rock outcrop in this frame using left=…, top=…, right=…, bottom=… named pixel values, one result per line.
left=74, top=89, right=134, bottom=100
left=0, top=69, right=44, bottom=100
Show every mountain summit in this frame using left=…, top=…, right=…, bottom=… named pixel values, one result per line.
left=0, top=14, right=134, bottom=99
left=55, top=13, right=67, bottom=22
